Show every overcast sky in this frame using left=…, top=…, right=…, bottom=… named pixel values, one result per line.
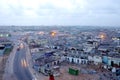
left=0, top=0, right=120, bottom=26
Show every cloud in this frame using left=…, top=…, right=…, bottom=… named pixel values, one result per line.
left=0, top=0, right=88, bottom=16
left=86, top=0, right=120, bottom=14
left=0, top=0, right=120, bottom=26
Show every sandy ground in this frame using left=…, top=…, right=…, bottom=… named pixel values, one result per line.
left=54, top=65, right=99, bottom=80
left=38, top=62, right=118, bottom=80
left=0, top=56, right=8, bottom=80
left=0, top=57, right=3, bottom=80
left=33, top=64, right=100, bottom=80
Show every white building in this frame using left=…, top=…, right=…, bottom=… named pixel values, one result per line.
left=88, top=55, right=102, bottom=65
left=88, top=55, right=94, bottom=61
left=60, top=56, right=66, bottom=62
left=31, top=48, right=39, bottom=53
left=93, top=56, right=102, bottom=65
left=66, top=56, right=88, bottom=64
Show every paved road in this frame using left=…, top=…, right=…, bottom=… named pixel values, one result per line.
left=3, top=43, right=18, bottom=80
left=13, top=46, right=32, bottom=80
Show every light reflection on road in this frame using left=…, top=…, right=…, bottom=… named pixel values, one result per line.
left=20, top=43, right=24, bottom=49
left=21, top=59, right=28, bottom=67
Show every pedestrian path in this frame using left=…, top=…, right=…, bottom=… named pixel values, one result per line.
left=3, top=44, right=17, bottom=80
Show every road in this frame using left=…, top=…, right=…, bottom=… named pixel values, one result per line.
left=13, top=46, right=32, bottom=80
left=4, top=40, right=47, bottom=80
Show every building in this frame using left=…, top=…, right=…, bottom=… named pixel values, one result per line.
left=108, top=56, right=120, bottom=68
left=32, top=51, right=61, bottom=76
left=66, top=54, right=88, bottom=65
left=0, top=45, right=5, bottom=56
left=0, top=37, right=13, bottom=56
left=0, top=32, right=11, bottom=38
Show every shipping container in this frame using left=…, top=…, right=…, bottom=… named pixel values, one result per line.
left=68, top=68, right=79, bottom=75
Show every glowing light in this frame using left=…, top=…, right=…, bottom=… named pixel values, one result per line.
left=23, top=59, right=27, bottom=67
left=50, top=31, right=57, bottom=37
left=38, top=31, right=44, bottom=35
left=99, top=33, right=106, bottom=40
left=100, top=35, right=104, bottom=39
left=21, top=59, right=28, bottom=67
left=20, top=43, right=24, bottom=49
left=51, top=32, right=55, bottom=36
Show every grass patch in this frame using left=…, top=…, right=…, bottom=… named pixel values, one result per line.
left=4, top=46, right=13, bottom=55
left=0, top=46, right=13, bottom=80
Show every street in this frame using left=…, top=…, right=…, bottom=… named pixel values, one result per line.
left=13, top=46, right=32, bottom=80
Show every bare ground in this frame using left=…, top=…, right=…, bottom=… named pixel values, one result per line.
left=0, top=55, right=9, bottom=80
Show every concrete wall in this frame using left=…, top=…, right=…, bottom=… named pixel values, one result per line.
left=66, top=56, right=88, bottom=64
left=31, top=48, right=39, bottom=53
left=60, top=56, right=66, bottom=62
left=88, top=56, right=94, bottom=61
left=93, top=56, right=102, bottom=63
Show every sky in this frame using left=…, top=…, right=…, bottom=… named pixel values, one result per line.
left=0, top=0, right=120, bottom=26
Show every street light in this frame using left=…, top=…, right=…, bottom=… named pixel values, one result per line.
left=50, top=31, right=56, bottom=37
left=99, top=33, right=106, bottom=40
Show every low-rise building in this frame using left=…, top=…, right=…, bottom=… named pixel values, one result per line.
left=0, top=45, right=5, bottom=56
left=93, top=55, right=102, bottom=65
left=108, top=56, right=120, bottom=68
left=31, top=48, right=39, bottom=53
left=66, top=55, right=88, bottom=64
left=88, top=55, right=102, bottom=65
left=32, top=51, right=61, bottom=76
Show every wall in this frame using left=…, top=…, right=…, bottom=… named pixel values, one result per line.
left=66, top=56, right=88, bottom=64
left=31, top=48, right=39, bottom=53
left=93, top=56, right=102, bottom=64
left=108, top=57, right=120, bottom=66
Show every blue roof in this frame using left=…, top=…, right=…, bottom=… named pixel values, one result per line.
left=44, top=51, right=54, bottom=57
